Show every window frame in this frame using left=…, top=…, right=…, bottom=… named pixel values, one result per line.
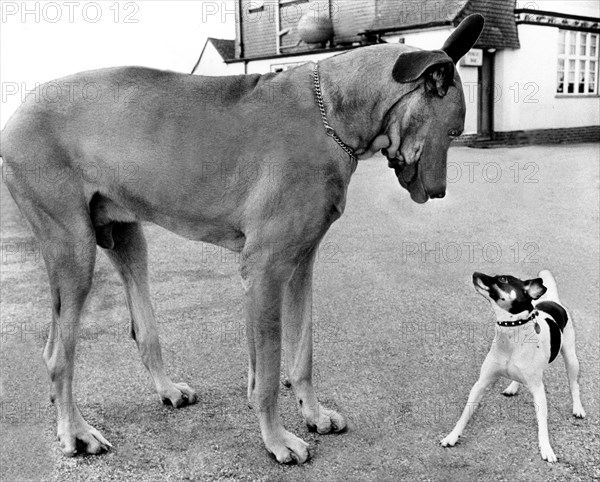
left=557, top=29, right=599, bottom=96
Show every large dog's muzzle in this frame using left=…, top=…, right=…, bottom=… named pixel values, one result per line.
left=386, top=152, right=444, bottom=203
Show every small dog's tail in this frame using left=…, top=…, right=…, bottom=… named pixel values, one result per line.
left=537, top=270, right=560, bottom=303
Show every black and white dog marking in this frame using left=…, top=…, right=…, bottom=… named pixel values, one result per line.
left=441, top=270, right=585, bottom=463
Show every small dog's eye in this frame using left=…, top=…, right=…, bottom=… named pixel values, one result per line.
left=498, top=276, right=507, bottom=283
left=448, top=129, right=461, bottom=137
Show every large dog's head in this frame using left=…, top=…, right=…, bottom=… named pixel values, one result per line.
left=382, top=14, right=484, bottom=203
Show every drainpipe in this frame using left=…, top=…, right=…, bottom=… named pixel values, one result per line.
left=236, top=0, right=245, bottom=60
left=276, top=2, right=282, bottom=54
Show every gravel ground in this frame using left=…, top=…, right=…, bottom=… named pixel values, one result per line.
left=1, top=144, right=599, bottom=481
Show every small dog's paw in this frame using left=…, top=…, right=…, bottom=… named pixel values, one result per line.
left=573, top=405, right=586, bottom=419
left=502, top=382, right=520, bottom=397
left=440, top=433, right=459, bottom=447
left=540, top=444, right=557, bottom=463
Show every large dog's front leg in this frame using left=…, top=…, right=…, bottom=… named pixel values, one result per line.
left=282, top=250, right=346, bottom=434
left=242, top=254, right=309, bottom=464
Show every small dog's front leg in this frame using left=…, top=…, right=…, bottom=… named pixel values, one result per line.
left=441, top=358, right=499, bottom=447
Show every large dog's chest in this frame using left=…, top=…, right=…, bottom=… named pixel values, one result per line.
left=536, top=301, right=569, bottom=363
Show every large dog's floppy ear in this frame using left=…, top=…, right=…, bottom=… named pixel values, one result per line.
left=391, top=14, right=484, bottom=96
left=442, top=14, right=485, bottom=63
left=391, top=50, right=454, bottom=96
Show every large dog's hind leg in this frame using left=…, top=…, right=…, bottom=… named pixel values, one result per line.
left=45, top=230, right=113, bottom=455
left=103, top=222, right=197, bottom=407
left=6, top=185, right=112, bottom=455
left=282, top=249, right=346, bottom=434
left=242, top=247, right=309, bottom=464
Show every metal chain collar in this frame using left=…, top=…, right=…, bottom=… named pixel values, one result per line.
left=312, top=64, right=358, bottom=166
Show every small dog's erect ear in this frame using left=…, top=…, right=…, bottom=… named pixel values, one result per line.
left=441, top=14, right=485, bottom=64
left=523, top=278, right=547, bottom=300
left=392, top=50, right=454, bottom=96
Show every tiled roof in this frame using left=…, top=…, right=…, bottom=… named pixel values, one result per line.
left=367, top=0, right=520, bottom=49
left=373, top=0, right=468, bottom=31
left=207, top=38, right=236, bottom=60
left=457, top=0, right=520, bottom=49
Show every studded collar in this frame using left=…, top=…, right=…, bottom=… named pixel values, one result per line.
left=497, top=310, right=538, bottom=327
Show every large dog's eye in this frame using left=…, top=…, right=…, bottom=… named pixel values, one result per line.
left=448, top=129, right=462, bottom=138
left=498, top=276, right=507, bottom=283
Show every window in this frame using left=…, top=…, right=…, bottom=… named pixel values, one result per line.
left=557, top=30, right=599, bottom=95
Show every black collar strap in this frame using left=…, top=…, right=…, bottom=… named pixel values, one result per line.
left=313, top=64, right=358, bottom=166
left=497, top=310, right=538, bottom=327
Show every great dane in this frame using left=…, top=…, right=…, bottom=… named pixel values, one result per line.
left=1, top=15, right=483, bottom=463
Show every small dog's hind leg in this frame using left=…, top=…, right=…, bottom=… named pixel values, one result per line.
left=502, top=380, right=521, bottom=396
left=560, top=322, right=585, bottom=418
left=528, top=381, right=557, bottom=463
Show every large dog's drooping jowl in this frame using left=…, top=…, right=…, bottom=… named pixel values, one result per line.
left=1, top=15, right=483, bottom=463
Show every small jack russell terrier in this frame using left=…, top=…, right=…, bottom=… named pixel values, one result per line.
left=441, top=270, right=585, bottom=463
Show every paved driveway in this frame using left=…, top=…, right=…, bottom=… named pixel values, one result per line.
left=1, top=144, right=598, bottom=481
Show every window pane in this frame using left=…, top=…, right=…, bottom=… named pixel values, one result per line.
left=569, top=59, right=576, bottom=71
left=558, top=30, right=566, bottom=54
left=557, top=59, right=564, bottom=71
left=580, top=33, right=587, bottom=55
left=559, top=30, right=566, bottom=43
left=557, top=71, right=564, bottom=93
left=591, top=35, right=598, bottom=57
left=569, top=32, right=576, bottom=54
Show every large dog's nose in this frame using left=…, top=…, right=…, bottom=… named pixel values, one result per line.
left=431, top=191, right=446, bottom=199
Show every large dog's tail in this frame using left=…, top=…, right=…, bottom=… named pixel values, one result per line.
left=537, top=269, right=560, bottom=303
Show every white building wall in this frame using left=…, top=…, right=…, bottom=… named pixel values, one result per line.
left=386, top=27, right=452, bottom=50
left=495, top=24, right=600, bottom=131
left=455, top=65, right=479, bottom=135
left=245, top=51, right=339, bottom=74
left=194, top=43, right=244, bottom=76
left=531, top=1, right=599, bottom=18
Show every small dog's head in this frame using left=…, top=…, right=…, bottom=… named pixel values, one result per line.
left=472, top=272, right=547, bottom=320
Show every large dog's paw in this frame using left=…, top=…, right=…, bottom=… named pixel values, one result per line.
left=539, top=443, right=557, bottom=463
left=440, top=432, right=460, bottom=447
left=573, top=403, right=586, bottom=419
left=303, top=403, right=346, bottom=434
left=159, top=382, right=198, bottom=408
left=57, top=417, right=112, bottom=456
left=264, top=428, right=310, bottom=464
